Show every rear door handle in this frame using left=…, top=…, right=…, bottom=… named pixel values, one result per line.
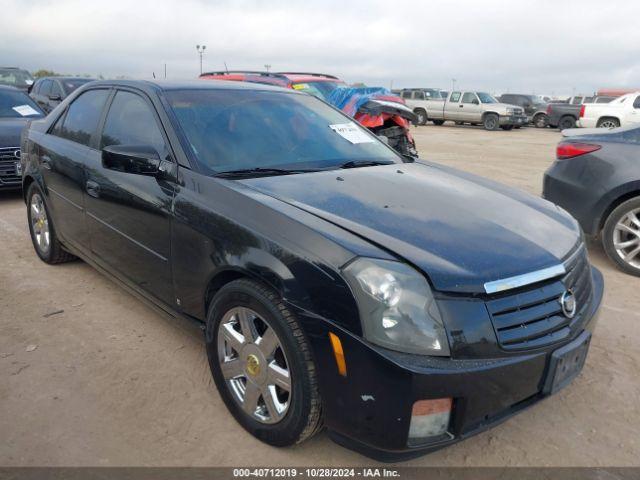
left=459, top=104, right=464, bottom=108
left=86, top=180, right=100, bottom=198
left=41, top=155, right=52, bottom=170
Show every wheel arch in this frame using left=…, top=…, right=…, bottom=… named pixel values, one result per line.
left=597, top=115, right=621, bottom=126
left=22, top=174, right=37, bottom=204
left=595, top=184, right=640, bottom=234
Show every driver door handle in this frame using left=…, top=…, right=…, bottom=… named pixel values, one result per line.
left=41, top=155, right=52, bottom=170
left=86, top=180, right=100, bottom=198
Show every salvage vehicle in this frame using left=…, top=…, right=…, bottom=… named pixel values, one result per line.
left=577, top=92, right=640, bottom=129
left=0, top=67, right=35, bottom=92
left=498, top=94, right=549, bottom=128
left=548, top=96, right=616, bottom=130
left=0, top=85, right=44, bottom=190
left=30, top=77, right=94, bottom=113
left=21, top=80, right=603, bottom=460
left=199, top=71, right=417, bottom=157
left=544, top=125, right=640, bottom=276
left=403, top=90, right=527, bottom=130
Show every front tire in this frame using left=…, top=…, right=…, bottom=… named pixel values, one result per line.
left=26, top=183, right=76, bottom=264
left=432, top=119, right=445, bottom=126
left=483, top=113, right=499, bottom=131
left=500, top=125, right=514, bottom=131
left=534, top=113, right=549, bottom=128
left=205, top=279, right=322, bottom=446
left=602, top=197, right=640, bottom=277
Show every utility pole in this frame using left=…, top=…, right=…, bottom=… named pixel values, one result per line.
left=196, top=45, right=206, bottom=75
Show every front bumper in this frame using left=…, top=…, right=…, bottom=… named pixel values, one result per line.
left=500, top=114, right=528, bottom=126
left=296, top=267, right=603, bottom=461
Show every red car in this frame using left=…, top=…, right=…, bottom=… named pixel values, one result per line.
left=199, top=71, right=418, bottom=157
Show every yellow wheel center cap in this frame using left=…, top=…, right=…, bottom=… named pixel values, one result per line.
left=246, top=354, right=261, bottom=377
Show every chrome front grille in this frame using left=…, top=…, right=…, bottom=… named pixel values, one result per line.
left=0, top=147, right=21, bottom=186
left=486, top=246, right=593, bottom=350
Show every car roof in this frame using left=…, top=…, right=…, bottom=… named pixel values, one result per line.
left=79, top=79, right=293, bottom=94
left=38, top=76, right=96, bottom=81
left=0, top=84, right=23, bottom=92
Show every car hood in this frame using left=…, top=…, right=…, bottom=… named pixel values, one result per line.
left=0, top=117, right=31, bottom=147
left=241, top=162, right=580, bottom=294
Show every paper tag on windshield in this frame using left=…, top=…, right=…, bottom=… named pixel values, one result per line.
left=13, top=105, right=40, bottom=117
left=329, top=122, right=374, bottom=144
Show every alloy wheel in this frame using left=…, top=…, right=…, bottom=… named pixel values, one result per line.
left=613, top=207, right=640, bottom=269
left=217, top=306, right=291, bottom=424
left=599, top=119, right=618, bottom=129
left=30, top=193, right=51, bottom=255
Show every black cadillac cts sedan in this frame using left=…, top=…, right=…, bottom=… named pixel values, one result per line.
left=20, top=80, right=603, bottom=460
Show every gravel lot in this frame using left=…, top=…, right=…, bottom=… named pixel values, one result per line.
left=1, top=124, right=639, bottom=466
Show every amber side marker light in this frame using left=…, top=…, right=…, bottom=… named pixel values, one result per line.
left=328, top=332, right=347, bottom=377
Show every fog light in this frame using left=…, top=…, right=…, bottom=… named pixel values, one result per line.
left=408, top=398, right=452, bottom=443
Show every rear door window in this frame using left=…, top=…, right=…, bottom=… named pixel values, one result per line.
left=39, top=80, right=52, bottom=97
left=414, top=91, right=425, bottom=100
left=50, top=81, right=63, bottom=98
left=401, top=91, right=412, bottom=99
left=54, top=89, right=110, bottom=147
left=449, top=92, right=461, bottom=102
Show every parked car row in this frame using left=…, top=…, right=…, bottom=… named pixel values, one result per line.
left=402, top=89, right=527, bottom=130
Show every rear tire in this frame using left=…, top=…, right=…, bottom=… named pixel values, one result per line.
left=602, top=197, right=640, bottom=277
left=483, top=113, right=499, bottom=131
left=500, top=125, right=514, bottom=131
left=413, top=109, right=427, bottom=126
left=26, top=183, right=76, bottom=264
left=597, top=117, right=620, bottom=129
left=205, top=279, right=323, bottom=446
left=558, top=116, right=576, bottom=131
left=432, top=119, right=445, bottom=126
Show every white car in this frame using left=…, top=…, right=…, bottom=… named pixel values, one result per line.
left=578, top=92, right=640, bottom=128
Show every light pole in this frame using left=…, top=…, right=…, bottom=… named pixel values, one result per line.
left=196, top=45, right=206, bottom=75
left=451, top=78, right=457, bottom=91
left=264, top=64, right=271, bottom=72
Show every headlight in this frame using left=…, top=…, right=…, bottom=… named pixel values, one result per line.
left=343, top=258, right=450, bottom=356
left=506, top=107, right=515, bottom=115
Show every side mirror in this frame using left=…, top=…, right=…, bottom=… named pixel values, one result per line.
left=48, top=94, right=62, bottom=101
left=102, top=145, right=160, bottom=175
left=472, top=99, right=479, bottom=105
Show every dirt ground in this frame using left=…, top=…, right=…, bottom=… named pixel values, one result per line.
left=1, top=124, right=639, bottom=466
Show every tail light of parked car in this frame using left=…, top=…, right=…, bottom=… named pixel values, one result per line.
left=546, top=104, right=552, bottom=115
left=556, top=142, right=601, bottom=160
left=579, top=105, right=586, bottom=118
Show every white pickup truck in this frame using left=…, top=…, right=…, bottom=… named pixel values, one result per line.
left=401, top=89, right=527, bottom=130
left=577, top=92, right=640, bottom=128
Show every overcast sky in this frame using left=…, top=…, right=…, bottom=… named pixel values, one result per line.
left=2, top=0, right=639, bottom=96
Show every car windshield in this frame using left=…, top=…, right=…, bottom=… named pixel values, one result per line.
left=166, top=89, right=400, bottom=175
left=477, top=92, right=498, bottom=103
left=0, top=89, right=44, bottom=118
left=0, top=69, right=34, bottom=88
left=62, top=78, right=93, bottom=94
left=290, top=81, right=345, bottom=101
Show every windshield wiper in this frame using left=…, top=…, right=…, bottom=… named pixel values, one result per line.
left=339, top=160, right=395, bottom=169
left=213, top=167, right=319, bottom=179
